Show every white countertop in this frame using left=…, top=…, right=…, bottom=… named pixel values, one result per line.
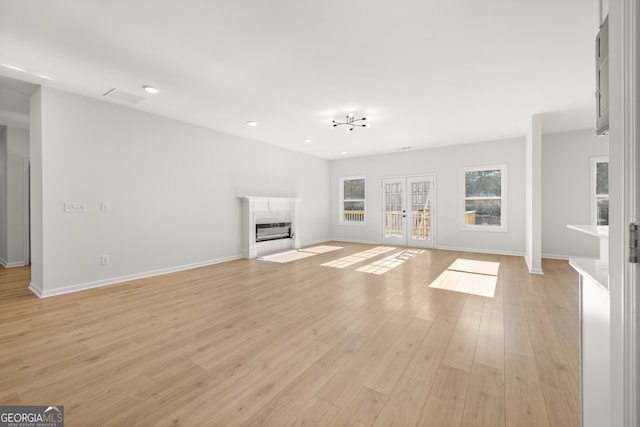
left=567, top=224, right=609, bottom=238
left=569, top=258, right=609, bottom=291
left=567, top=224, right=609, bottom=290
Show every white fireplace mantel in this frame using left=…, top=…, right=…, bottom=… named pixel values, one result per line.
left=239, top=196, right=302, bottom=259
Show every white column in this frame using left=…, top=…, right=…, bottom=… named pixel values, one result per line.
left=525, top=114, right=543, bottom=274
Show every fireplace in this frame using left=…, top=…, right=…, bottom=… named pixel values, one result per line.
left=255, top=222, right=292, bottom=242
left=239, top=196, right=302, bottom=258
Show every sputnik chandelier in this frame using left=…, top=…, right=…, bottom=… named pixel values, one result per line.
left=331, top=113, right=370, bottom=132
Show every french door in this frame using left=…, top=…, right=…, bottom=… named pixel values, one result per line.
left=381, top=175, right=435, bottom=248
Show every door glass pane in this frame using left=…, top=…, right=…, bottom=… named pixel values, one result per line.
left=595, top=162, right=608, bottom=195
left=595, top=161, right=608, bottom=225
left=410, top=180, right=431, bottom=241
left=596, top=196, right=609, bottom=225
left=384, top=182, right=403, bottom=238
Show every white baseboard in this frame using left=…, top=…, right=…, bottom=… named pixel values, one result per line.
left=28, top=281, right=44, bottom=297
left=301, top=238, right=334, bottom=247
left=29, top=254, right=243, bottom=299
left=524, top=256, right=545, bottom=275
left=435, top=245, right=525, bottom=257
left=528, top=267, right=545, bottom=274
left=329, top=237, right=382, bottom=245
left=0, top=257, right=26, bottom=268
left=542, top=253, right=571, bottom=260
left=328, top=239, right=525, bottom=257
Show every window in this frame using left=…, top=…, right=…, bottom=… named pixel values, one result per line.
left=461, top=164, right=507, bottom=231
left=340, top=176, right=365, bottom=224
left=591, top=156, right=609, bottom=225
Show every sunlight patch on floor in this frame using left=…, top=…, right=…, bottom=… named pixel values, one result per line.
left=447, top=258, right=500, bottom=276
left=321, top=246, right=396, bottom=269
left=302, top=245, right=343, bottom=254
left=259, top=250, right=317, bottom=263
left=356, top=249, right=425, bottom=275
left=428, top=259, right=500, bottom=297
left=259, top=245, right=344, bottom=263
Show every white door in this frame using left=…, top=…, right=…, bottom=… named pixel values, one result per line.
left=381, top=175, right=434, bottom=248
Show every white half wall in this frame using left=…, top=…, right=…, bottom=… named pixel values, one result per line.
left=30, top=87, right=330, bottom=296
left=330, top=138, right=526, bottom=255
left=542, top=129, right=609, bottom=258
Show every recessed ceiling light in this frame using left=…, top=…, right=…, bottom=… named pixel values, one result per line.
left=142, top=85, right=159, bottom=94
left=1, top=64, right=25, bottom=72
left=341, top=151, right=347, bottom=155
left=304, top=138, right=311, bottom=143
left=246, top=121, right=257, bottom=126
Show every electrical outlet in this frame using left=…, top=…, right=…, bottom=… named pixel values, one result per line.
left=64, top=202, right=87, bottom=213
left=101, top=255, right=110, bottom=265
left=101, top=201, right=110, bottom=212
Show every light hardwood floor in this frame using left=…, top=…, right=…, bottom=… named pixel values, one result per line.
left=0, top=242, right=580, bottom=426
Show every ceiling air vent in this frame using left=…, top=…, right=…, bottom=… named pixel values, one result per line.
left=103, top=88, right=146, bottom=104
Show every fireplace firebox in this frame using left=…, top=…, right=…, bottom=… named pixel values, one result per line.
left=255, top=222, right=292, bottom=242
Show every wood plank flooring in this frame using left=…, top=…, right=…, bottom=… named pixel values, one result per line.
left=0, top=242, right=580, bottom=426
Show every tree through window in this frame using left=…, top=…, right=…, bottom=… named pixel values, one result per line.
left=591, top=156, right=609, bottom=226
left=461, top=165, right=507, bottom=231
left=340, top=176, right=365, bottom=223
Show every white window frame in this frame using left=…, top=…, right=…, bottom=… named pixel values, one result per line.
left=590, top=155, right=609, bottom=226
left=460, top=164, right=508, bottom=232
left=339, top=175, right=366, bottom=225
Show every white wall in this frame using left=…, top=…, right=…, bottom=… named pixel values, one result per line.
left=330, top=137, right=526, bottom=255
left=0, top=125, right=29, bottom=267
left=542, top=129, right=609, bottom=258
left=30, top=87, right=330, bottom=297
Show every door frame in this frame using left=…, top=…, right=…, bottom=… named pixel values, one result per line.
left=23, top=159, right=30, bottom=266
left=380, top=174, right=436, bottom=248
left=609, top=0, right=638, bottom=424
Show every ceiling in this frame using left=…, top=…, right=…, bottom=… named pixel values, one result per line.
left=0, top=0, right=599, bottom=159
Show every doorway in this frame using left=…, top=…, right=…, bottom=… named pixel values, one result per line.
left=23, top=160, right=30, bottom=265
left=381, top=175, right=435, bottom=248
